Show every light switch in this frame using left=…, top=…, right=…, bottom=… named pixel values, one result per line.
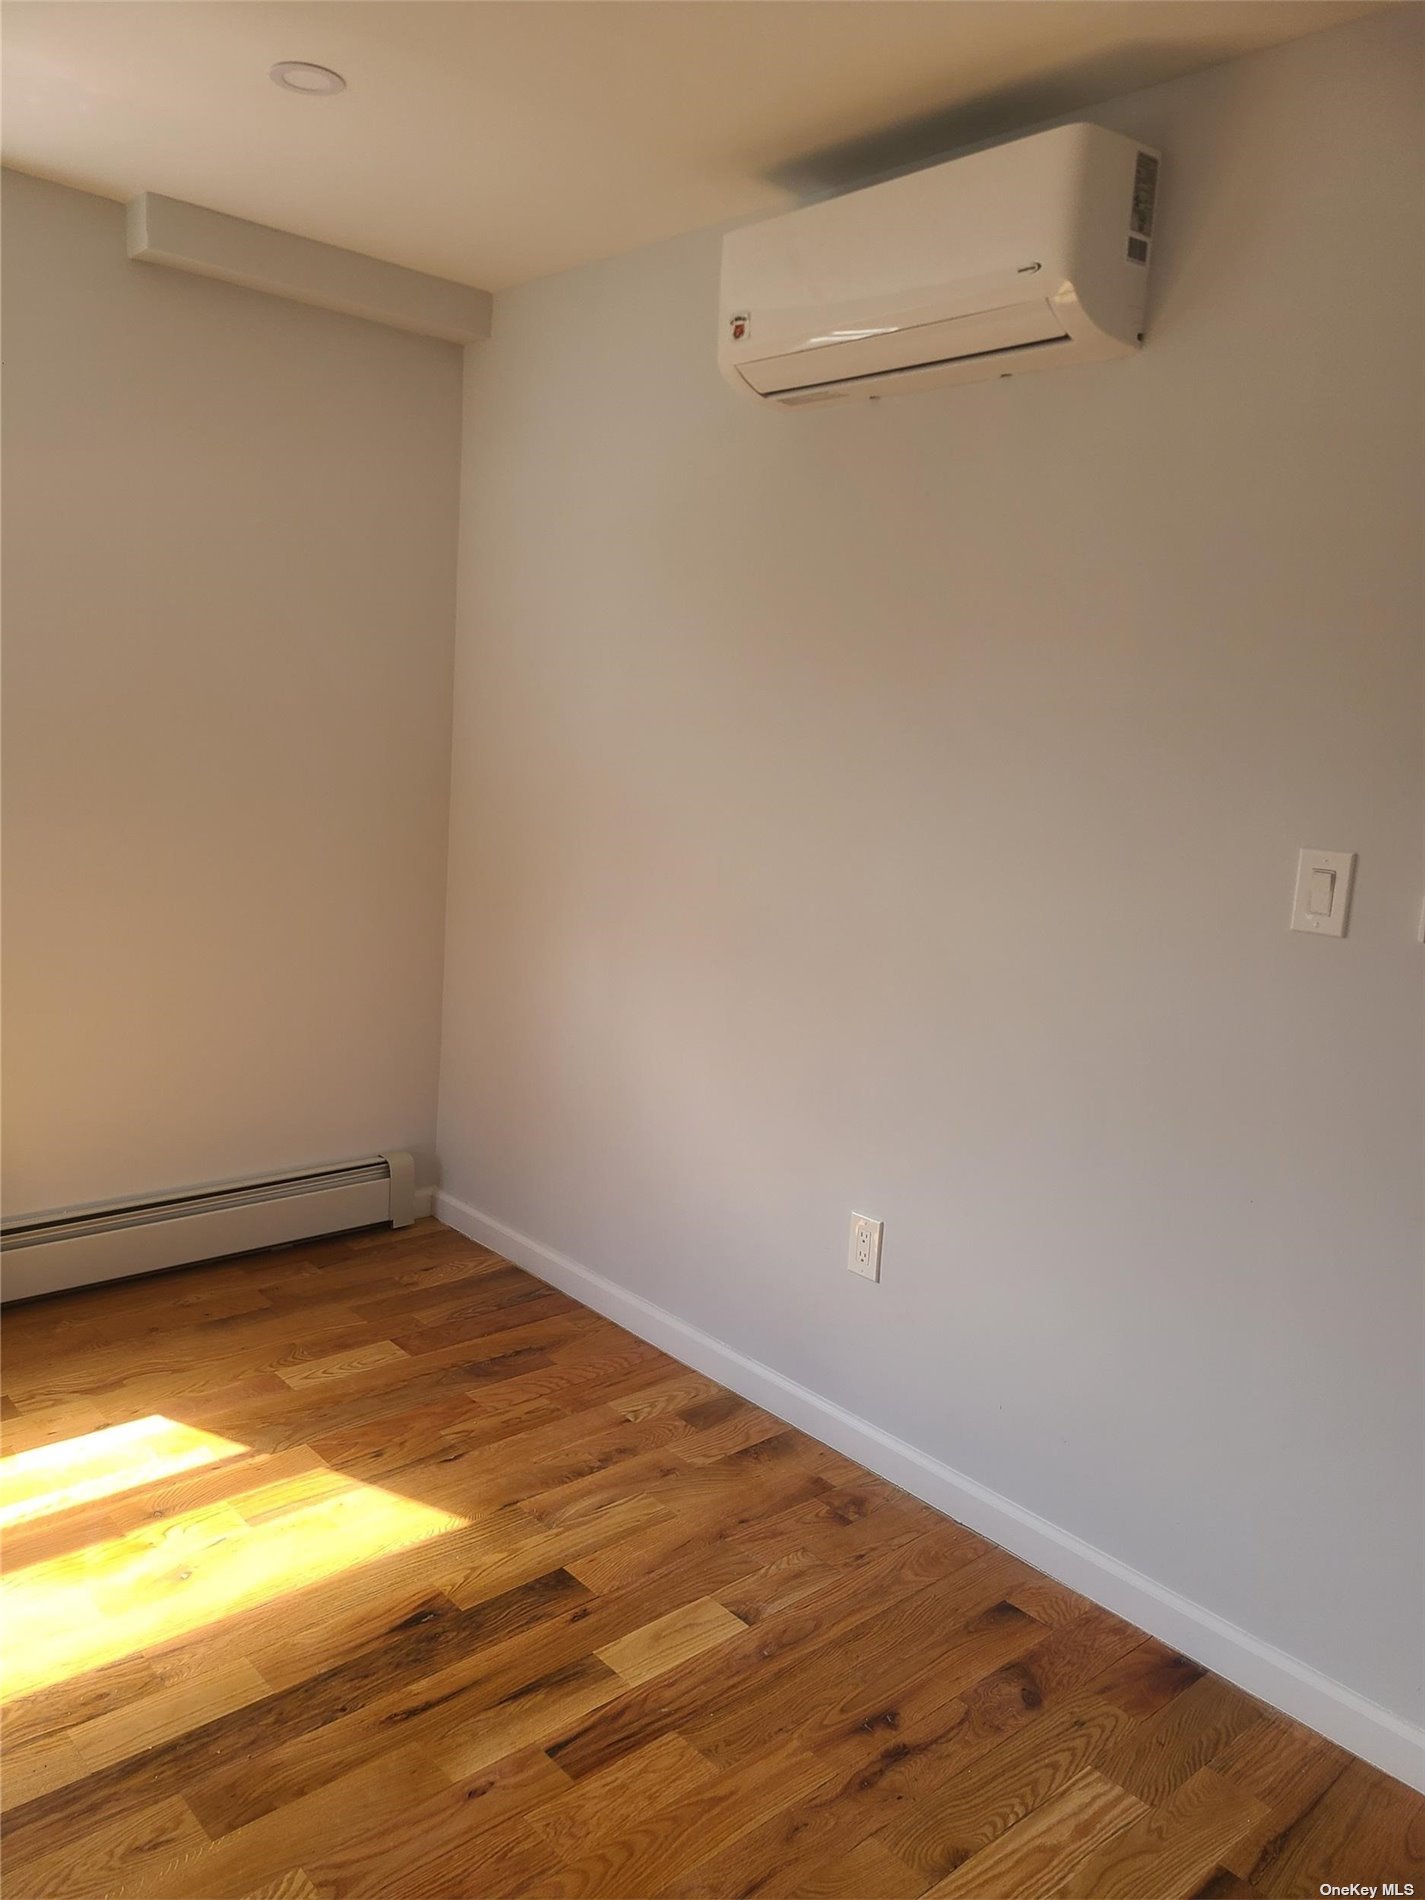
left=1290, top=849, right=1355, bottom=938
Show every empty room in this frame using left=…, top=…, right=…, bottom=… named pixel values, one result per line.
left=1, top=2, right=1422, bottom=1896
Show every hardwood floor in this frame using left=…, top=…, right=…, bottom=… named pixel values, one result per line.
left=2, top=1218, right=1421, bottom=1900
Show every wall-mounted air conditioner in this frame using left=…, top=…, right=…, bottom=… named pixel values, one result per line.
left=718, top=122, right=1159, bottom=405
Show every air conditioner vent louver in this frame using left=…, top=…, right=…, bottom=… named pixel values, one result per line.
left=743, top=328, right=1073, bottom=402
left=737, top=300, right=1070, bottom=397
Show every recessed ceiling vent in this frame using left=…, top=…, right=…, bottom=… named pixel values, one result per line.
left=269, top=60, right=346, bottom=95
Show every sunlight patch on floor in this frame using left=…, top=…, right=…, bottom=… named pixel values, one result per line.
left=0, top=1415, right=248, bottom=1529
left=1, top=1418, right=468, bottom=1703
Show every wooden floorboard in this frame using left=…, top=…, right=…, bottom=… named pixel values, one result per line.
left=1, top=1218, right=1420, bottom=1900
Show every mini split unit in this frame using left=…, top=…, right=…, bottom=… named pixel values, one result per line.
left=719, top=123, right=1159, bottom=405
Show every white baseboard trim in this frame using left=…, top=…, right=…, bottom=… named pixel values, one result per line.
left=435, top=1188, right=1424, bottom=1793
left=412, top=1186, right=437, bottom=1220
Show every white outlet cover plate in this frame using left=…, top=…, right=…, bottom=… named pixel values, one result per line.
left=848, top=1213, right=883, bottom=1282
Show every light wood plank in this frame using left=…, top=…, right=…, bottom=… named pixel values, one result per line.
left=595, top=1596, right=748, bottom=1688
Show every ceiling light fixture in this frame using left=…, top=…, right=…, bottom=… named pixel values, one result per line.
left=269, top=61, right=346, bottom=96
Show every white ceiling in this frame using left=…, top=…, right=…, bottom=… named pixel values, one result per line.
left=2, top=1, right=1385, bottom=291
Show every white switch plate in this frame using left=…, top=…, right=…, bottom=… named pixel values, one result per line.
left=848, top=1214, right=883, bottom=1282
left=1290, top=848, right=1355, bottom=938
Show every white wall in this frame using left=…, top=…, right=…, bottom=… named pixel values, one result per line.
left=438, top=3, right=1425, bottom=1760
left=2, top=170, right=462, bottom=1208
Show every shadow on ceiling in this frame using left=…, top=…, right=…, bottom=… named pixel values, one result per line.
left=761, top=39, right=1200, bottom=199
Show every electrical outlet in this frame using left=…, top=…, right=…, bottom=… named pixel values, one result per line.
left=848, top=1213, right=883, bottom=1282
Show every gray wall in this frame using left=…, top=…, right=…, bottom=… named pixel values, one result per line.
left=438, top=8, right=1424, bottom=1727
left=2, top=171, right=462, bottom=1207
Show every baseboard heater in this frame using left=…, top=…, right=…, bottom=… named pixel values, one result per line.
left=0, top=1151, right=415, bottom=1304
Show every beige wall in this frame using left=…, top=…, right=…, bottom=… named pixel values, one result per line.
left=2, top=169, right=462, bottom=1207
left=439, top=6, right=1425, bottom=1737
